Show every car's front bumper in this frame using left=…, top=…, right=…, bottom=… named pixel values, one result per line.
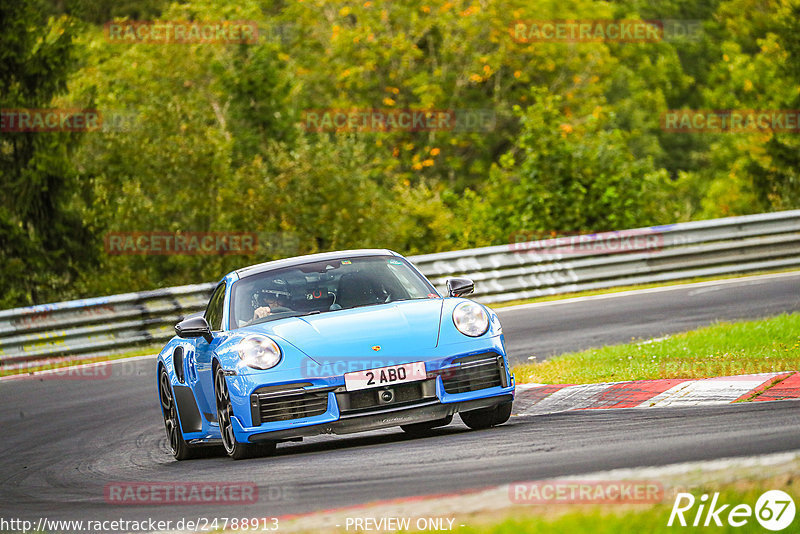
left=227, top=348, right=516, bottom=443
left=245, top=393, right=514, bottom=442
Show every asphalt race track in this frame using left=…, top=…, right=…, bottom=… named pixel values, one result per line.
left=1, top=273, right=799, bottom=526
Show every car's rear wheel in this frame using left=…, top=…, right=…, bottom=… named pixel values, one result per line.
left=214, top=366, right=276, bottom=460
left=459, top=401, right=513, bottom=430
left=400, top=415, right=453, bottom=436
left=159, top=367, right=198, bottom=460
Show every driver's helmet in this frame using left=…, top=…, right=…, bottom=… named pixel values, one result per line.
left=251, top=279, right=290, bottom=310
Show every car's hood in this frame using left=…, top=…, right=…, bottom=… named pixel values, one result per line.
left=242, top=299, right=444, bottom=361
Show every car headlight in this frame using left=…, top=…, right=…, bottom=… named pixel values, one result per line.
left=452, top=301, right=489, bottom=337
left=238, top=335, right=282, bottom=370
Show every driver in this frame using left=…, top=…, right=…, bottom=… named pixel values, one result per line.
left=250, top=281, right=292, bottom=321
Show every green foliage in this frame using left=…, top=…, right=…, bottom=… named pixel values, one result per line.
left=746, top=1, right=800, bottom=211
left=3, top=0, right=799, bottom=306
left=50, top=0, right=170, bottom=24
left=0, top=1, right=95, bottom=307
left=474, top=90, right=674, bottom=241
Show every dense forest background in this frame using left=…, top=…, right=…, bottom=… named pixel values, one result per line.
left=2, top=0, right=799, bottom=308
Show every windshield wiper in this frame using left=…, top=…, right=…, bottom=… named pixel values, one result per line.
left=348, top=302, right=386, bottom=309
left=349, top=297, right=428, bottom=308
left=246, top=309, right=323, bottom=326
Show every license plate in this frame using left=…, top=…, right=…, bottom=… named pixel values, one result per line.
left=344, top=362, right=427, bottom=391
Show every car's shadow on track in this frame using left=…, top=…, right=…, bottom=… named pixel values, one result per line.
left=273, top=426, right=473, bottom=456
left=180, top=422, right=500, bottom=462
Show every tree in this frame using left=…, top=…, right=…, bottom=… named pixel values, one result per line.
left=747, top=1, right=800, bottom=210
left=470, top=90, right=675, bottom=243
left=0, top=1, right=94, bottom=307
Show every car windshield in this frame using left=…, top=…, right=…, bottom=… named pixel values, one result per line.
left=229, top=255, right=437, bottom=328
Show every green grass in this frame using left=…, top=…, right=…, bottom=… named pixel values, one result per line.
left=490, top=268, right=799, bottom=309
left=450, top=475, right=800, bottom=534
left=0, top=344, right=161, bottom=377
left=512, top=313, right=800, bottom=385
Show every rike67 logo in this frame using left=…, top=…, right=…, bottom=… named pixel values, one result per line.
left=668, top=490, right=796, bottom=531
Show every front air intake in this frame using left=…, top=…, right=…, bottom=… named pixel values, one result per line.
left=250, top=384, right=330, bottom=425
left=440, top=353, right=505, bottom=394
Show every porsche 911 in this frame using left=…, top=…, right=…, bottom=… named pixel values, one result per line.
left=156, top=249, right=515, bottom=460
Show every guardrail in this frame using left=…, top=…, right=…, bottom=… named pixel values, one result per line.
left=2, top=210, right=799, bottom=367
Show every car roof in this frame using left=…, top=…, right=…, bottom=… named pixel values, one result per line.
left=234, top=249, right=401, bottom=279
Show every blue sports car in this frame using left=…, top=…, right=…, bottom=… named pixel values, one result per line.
left=157, top=249, right=515, bottom=460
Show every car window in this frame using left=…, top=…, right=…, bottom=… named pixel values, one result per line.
left=204, top=282, right=226, bottom=331
left=230, top=256, right=436, bottom=328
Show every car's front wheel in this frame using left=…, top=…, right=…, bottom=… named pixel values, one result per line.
left=214, top=366, right=276, bottom=460
left=459, top=401, right=512, bottom=430
left=159, top=367, right=198, bottom=460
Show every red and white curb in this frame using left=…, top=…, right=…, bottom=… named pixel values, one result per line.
left=513, top=372, right=800, bottom=416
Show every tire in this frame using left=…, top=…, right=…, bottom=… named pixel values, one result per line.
left=459, top=401, right=513, bottom=430
left=159, top=367, right=199, bottom=461
left=401, top=415, right=453, bottom=436
left=214, top=366, right=276, bottom=460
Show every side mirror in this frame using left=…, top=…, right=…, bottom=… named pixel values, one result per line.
left=175, top=316, right=213, bottom=343
left=446, top=277, right=475, bottom=298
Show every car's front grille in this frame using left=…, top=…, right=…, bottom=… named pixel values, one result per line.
left=440, top=353, right=505, bottom=394
left=250, top=384, right=330, bottom=425
left=336, top=380, right=437, bottom=414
